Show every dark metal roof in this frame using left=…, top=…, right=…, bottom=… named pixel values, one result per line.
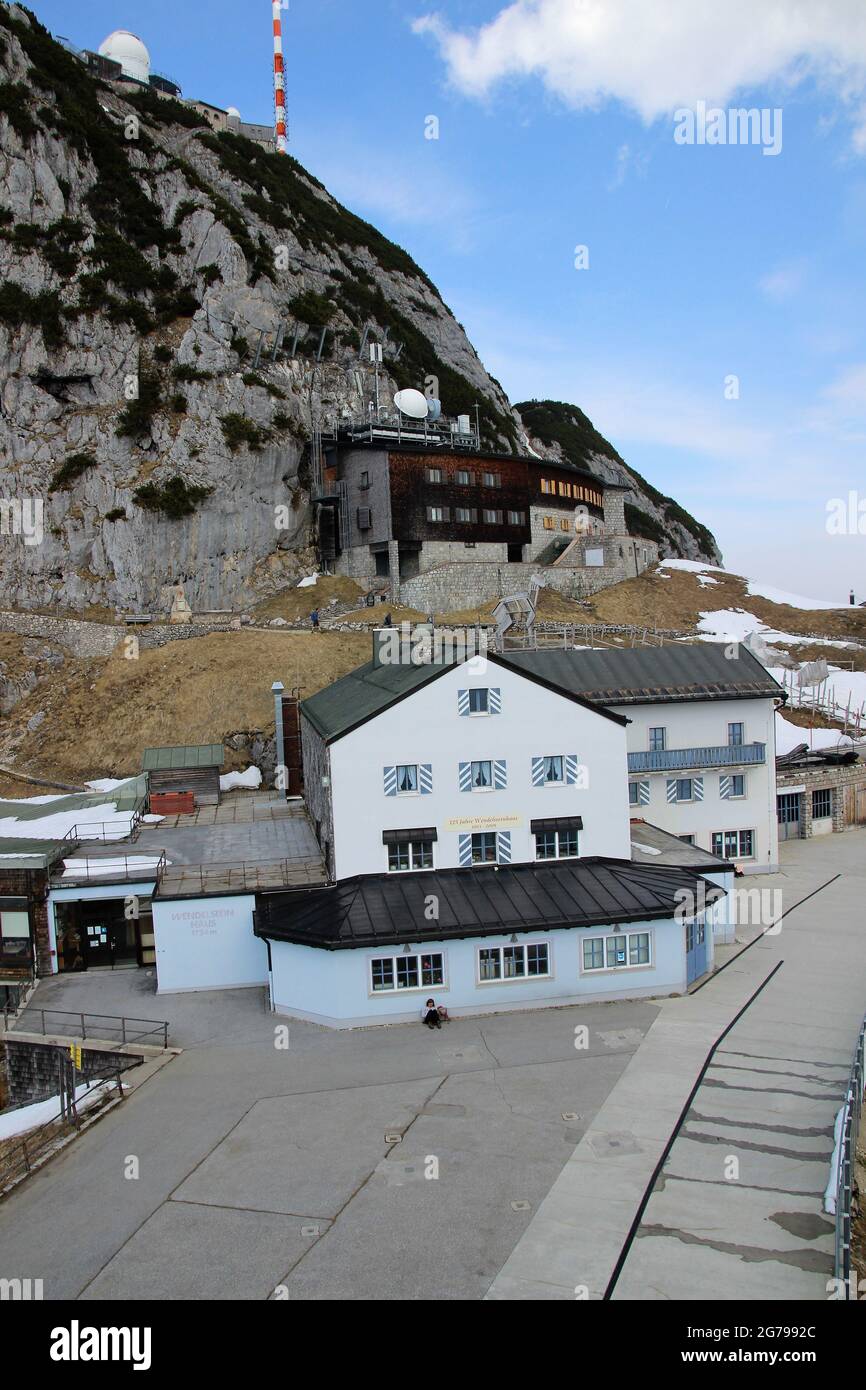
left=254, top=857, right=724, bottom=951
left=301, top=651, right=629, bottom=743
left=502, top=644, right=785, bottom=706
left=142, top=744, right=224, bottom=771
left=0, top=838, right=68, bottom=869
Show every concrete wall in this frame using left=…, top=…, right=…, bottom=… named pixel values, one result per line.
left=326, top=657, right=632, bottom=880
left=620, top=697, right=779, bottom=873
left=152, top=894, right=266, bottom=993
left=267, top=915, right=692, bottom=1028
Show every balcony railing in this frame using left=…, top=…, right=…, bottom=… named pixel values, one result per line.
left=628, top=742, right=766, bottom=773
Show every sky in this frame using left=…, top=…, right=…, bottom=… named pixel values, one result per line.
left=31, top=0, right=866, bottom=601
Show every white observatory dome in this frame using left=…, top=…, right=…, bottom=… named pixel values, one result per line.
left=98, top=30, right=151, bottom=84
left=226, top=106, right=241, bottom=119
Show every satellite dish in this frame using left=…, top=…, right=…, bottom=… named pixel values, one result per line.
left=394, top=389, right=428, bottom=420
left=426, top=397, right=442, bottom=422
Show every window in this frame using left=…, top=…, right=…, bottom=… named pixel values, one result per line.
left=558, top=481, right=570, bottom=497
left=426, top=506, right=448, bottom=523
left=540, top=478, right=552, bottom=495
left=455, top=507, right=476, bottom=524
left=628, top=782, right=640, bottom=806
left=359, top=470, right=369, bottom=489
left=543, top=756, right=564, bottom=784
left=356, top=506, right=371, bottom=530
left=371, top=951, right=444, bottom=992
left=0, top=909, right=31, bottom=960
left=560, top=519, right=571, bottom=532
left=678, top=834, right=695, bottom=845
left=649, top=727, right=666, bottom=752
left=730, top=774, right=745, bottom=798
left=388, top=839, right=434, bottom=872
left=535, top=829, right=579, bottom=859
left=711, top=829, right=756, bottom=859
left=812, top=788, right=833, bottom=819
left=427, top=467, right=443, bottom=484
left=471, top=760, right=492, bottom=789
left=471, top=832, right=497, bottom=864
left=728, top=722, right=744, bottom=746
left=507, top=510, right=524, bottom=526
left=456, top=469, right=473, bottom=486
left=582, top=930, right=652, bottom=972
left=396, top=764, right=418, bottom=795
left=543, top=516, right=555, bottom=530
left=675, top=778, right=693, bottom=802
left=482, top=471, right=501, bottom=488
left=478, top=942, right=550, bottom=982
left=468, top=688, right=489, bottom=714
left=482, top=509, right=503, bottom=524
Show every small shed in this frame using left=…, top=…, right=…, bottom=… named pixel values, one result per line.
left=142, top=744, right=224, bottom=809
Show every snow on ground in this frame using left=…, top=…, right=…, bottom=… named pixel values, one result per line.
left=774, top=715, right=849, bottom=756
left=659, top=559, right=848, bottom=610
left=771, top=666, right=866, bottom=718
left=660, top=559, right=727, bottom=575
left=0, top=802, right=138, bottom=841
left=696, top=609, right=856, bottom=649
left=746, top=580, right=847, bottom=610
left=59, top=857, right=164, bottom=880
left=697, top=575, right=719, bottom=588
left=0, top=1082, right=114, bottom=1141
left=219, top=767, right=262, bottom=792
left=297, top=574, right=319, bottom=589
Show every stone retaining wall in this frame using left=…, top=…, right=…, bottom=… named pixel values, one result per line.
left=397, top=561, right=625, bottom=612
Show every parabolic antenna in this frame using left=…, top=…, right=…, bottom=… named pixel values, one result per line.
left=426, top=397, right=442, bottom=422
left=394, top=388, right=429, bottom=420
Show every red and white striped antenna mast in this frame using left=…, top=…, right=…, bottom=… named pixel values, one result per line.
left=271, top=0, right=288, bottom=154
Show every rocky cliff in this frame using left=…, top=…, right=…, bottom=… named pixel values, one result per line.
left=0, top=3, right=720, bottom=616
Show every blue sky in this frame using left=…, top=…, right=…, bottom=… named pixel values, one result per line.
left=33, top=0, right=866, bottom=600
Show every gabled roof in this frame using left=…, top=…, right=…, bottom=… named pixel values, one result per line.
left=142, top=744, right=224, bottom=771
left=255, top=857, right=723, bottom=951
left=502, top=643, right=784, bottom=706
left=300, top=651, right=629, bottom=744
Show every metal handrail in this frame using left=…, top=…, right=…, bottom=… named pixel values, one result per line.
left=60, top=792, right=149, bottom=845
left=55, top=849, right=166, bottom=886
left=0, top=1070, right=124, bottom=1191
left=834, top=1015, right=866, bottom=1295
left=18, top=1009, right=169, bottom=1049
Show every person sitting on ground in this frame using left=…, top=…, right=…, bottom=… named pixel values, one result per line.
left=437, top=1004, right=450, bottom=1024
left=421, top=998, right=441, bottom=1028
left=383, top=612, right=393, bottom=628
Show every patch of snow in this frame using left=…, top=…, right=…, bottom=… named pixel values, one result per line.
left=696, top=575, right=719, bottom=588
left=660, top=559, right=727, bottom=575
left=60, top=857, right=164, bottom=880
left=297, top=574, right=318, bottom=589
left=0, top=1082, right=114, bottom=1141
left=0, top=800, right=138, bottom=842
left=774, top=710, right=853, bottom=757
left=634, top=843, right=662, bottom=855
left=746, top=580, right=846, bottom=610
left=220, top=766, right=263, bottom=792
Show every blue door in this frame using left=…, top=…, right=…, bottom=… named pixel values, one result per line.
left=686, top=918, right=708, bottom=985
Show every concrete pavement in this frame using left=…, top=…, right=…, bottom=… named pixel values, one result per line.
left=487, top=830, right=866, bottom=1300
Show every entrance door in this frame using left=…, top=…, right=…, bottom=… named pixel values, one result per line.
left=777, top=792, right=802, bottom=840
left=685, top=919, right=708, bottom=985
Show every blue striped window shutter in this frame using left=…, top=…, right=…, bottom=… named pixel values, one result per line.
left=638, top=780, right=650, bottom=806
left=493, top=760, right=507, bottom=790
left=419, top=764, right=433, bottom=795
left=565, top=753, right=579, bottom=785
left=531, top=756, right=545, bottom=787
left=458, top=834, right=472, bottom=867
left=489, top=688, right=502, bottom=714
left=457, top=689, right=470, bottom=717
left=497, top=831, right=512, bottom=864
left=458, top=761, right=472, bottom=793
left=694, top=777, right=704, bottom=802
left=383, top=766, right=397, bottom=797
left=666, top=779, right=677, bottom=804
left=720, top=775, right=731, bottom=800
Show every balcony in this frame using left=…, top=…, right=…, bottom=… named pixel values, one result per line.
left=628, top=743, right=766, bottom=774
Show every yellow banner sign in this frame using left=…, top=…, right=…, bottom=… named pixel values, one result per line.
left=443, top=814, right=523, bottom=832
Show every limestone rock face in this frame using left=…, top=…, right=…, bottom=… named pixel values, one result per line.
left=0, top=6, right=720, bottom=616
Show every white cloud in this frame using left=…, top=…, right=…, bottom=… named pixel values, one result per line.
left=758, top=260, right=808, bottom=302
left=413, top=1, right=866, bottom=145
